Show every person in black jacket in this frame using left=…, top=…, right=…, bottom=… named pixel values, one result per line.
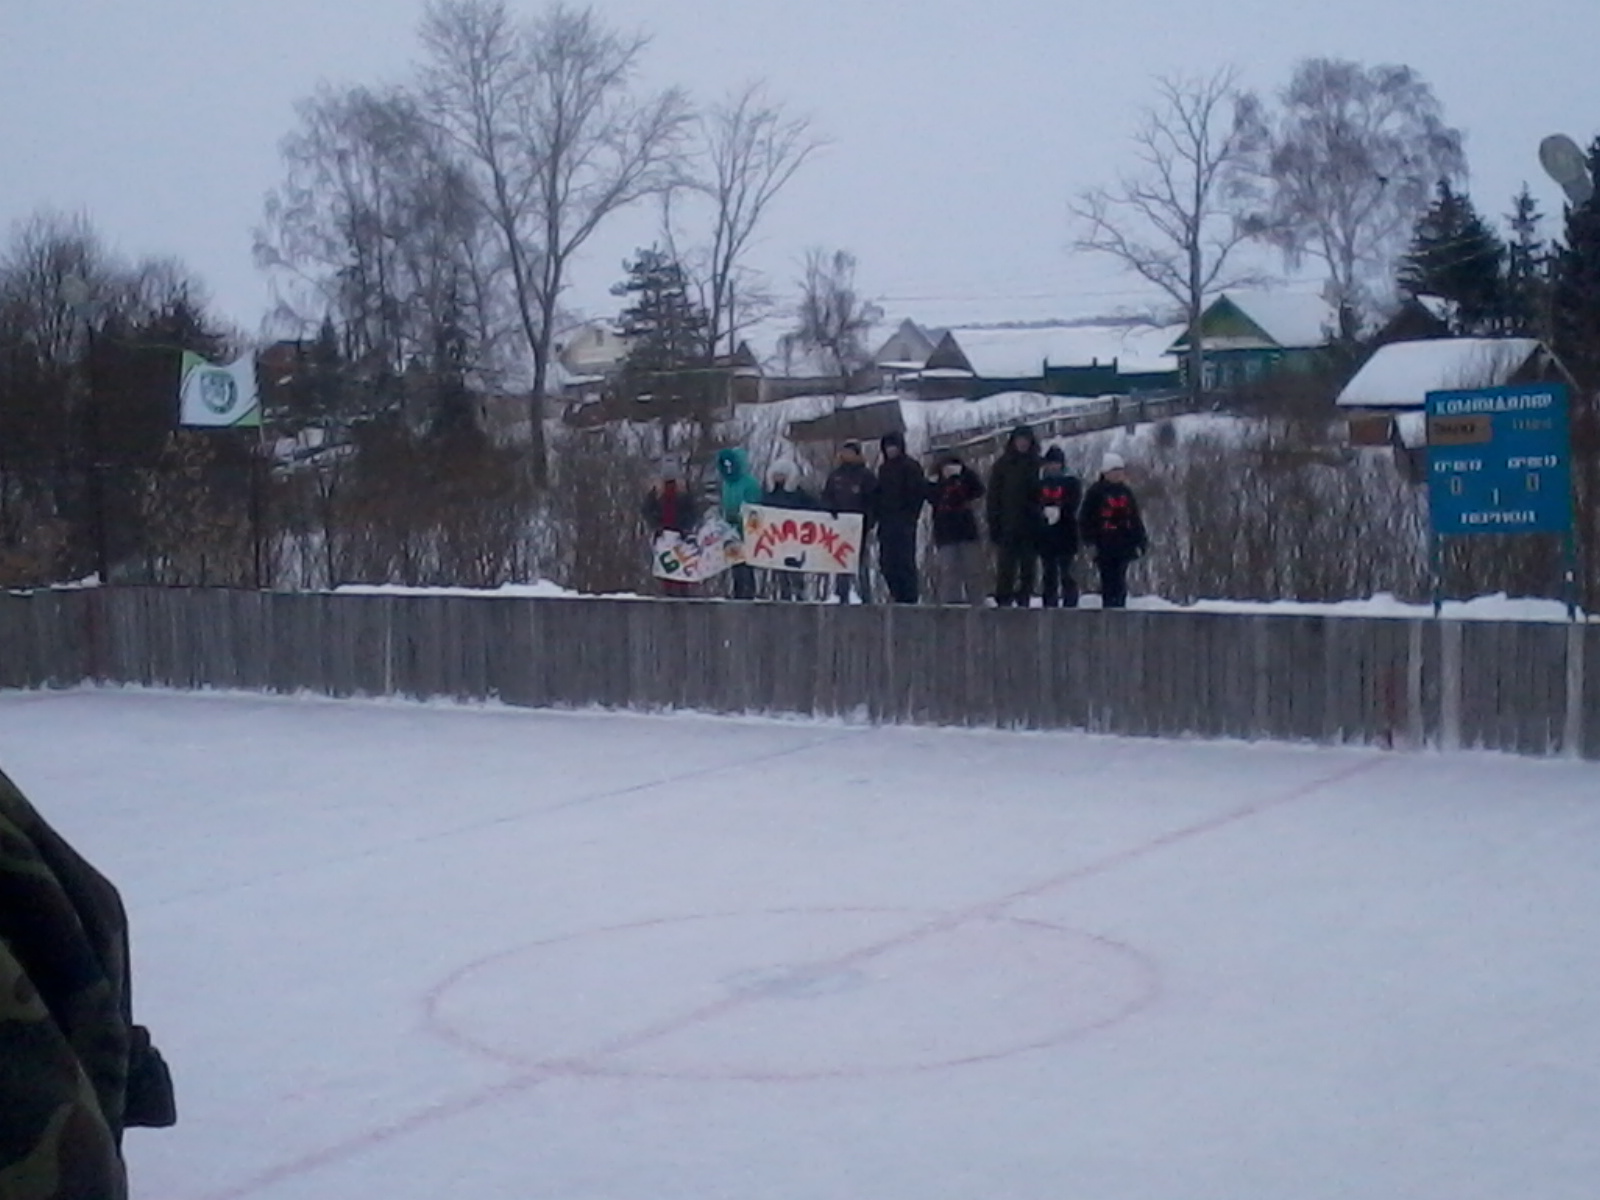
left=986, top=424, right=1043, bottom=607
left=821, top=441, right=879, bottom=604
left=875, top=431, right=928, bottom=604
left=761, top=458, right=815, bottom=600
left=1080, top=452, right=1147, bottom=609
left=1036, top=445, right=1083, bottom=608
left=928, top=452, right=986, bottom=605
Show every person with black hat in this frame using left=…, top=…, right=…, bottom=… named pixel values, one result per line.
left=986, top=424, right=1043, bottom=606
left=821, top=440, right=879, bottom=603
left=875, top=431, right=929, bottom=604
left=1080, top=451, right=1147, bottom=609
left=1036, top=445, right=1083, bottom=608
left=929, top=451, right=987, bottom=605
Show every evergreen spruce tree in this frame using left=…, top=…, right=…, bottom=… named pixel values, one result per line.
left=1553, top=139, right=1600, bottom=390
left=613, top=247, right=712, bottom=381
left=611, top=246, right=715, bottom=451
left=1397, top=180, right=1507, bottom=334
left=1551, top=136, right=1600, bottom=609
left=1504, top=186, right=1550, bottom=338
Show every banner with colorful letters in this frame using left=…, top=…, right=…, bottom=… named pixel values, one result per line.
left=743, top=505, right=864, bottom=574
left=651, top=515, right=746, bottom=583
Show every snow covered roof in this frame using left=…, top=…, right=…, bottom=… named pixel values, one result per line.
left=1224, top=291, right=1338, bottom=349
left=939, top=323, right=1182, bottom=378
left=1336, top=338, right=1547, bottom=409
left=1171, top=290, right=1337, bottom=353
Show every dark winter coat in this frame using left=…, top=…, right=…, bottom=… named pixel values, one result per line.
left=761, top=483, right=817, bottom=511
left=1035, top=471, right=1083, bottom=556
left=1080, top=478, right=1147, bottom=561
left=875, top=433, right=929, bottom=530
left=821, top=461, right=879, bottom=529
left=642, top=482, right=701, bottom=535
left=986, top=426, right=1043, bottom=546
left=2, top=768, right=176, bottom=1200
left=930, top=462, right=986, bottom=546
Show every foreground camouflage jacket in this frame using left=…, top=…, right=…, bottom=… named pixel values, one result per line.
left=1, top=769, right=131, bottom=1200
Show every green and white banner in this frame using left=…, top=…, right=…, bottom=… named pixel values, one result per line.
left=179, top=352, right=261, bottom=428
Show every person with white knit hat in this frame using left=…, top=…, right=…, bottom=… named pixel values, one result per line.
left=761, top=457, right=817, bottom=600
left=1079, top=451, right=1146, bottom=609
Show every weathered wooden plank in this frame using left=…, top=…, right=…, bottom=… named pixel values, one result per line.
left=1582, top=624, right=1599, bottom=761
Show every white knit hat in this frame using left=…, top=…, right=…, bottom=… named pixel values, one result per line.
left=1101, top=452, right=1127, bottom=473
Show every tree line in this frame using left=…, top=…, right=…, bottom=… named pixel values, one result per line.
left=1072, top=60, right=1600, bottom=394
left=4, top=19, right=1600, bottom=601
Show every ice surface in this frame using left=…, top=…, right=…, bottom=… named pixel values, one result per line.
left=3, top=689, right=1597, bottom=1200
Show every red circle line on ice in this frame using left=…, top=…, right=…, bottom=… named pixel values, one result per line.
left=202, top=756, right=1387, bottom=1200
left=422, top=906, right=1164, bottom=1082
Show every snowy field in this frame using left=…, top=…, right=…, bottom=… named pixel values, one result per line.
left=3, top=689, right=1598, bottom=1200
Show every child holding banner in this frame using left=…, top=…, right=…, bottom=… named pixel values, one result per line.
left=716, top=448, right=763, bottom=600
left=762, top=459, right=817, bottom=601
left=822, top=441, right=878, bottom=604
left=642, top=459, right=701, bottom=597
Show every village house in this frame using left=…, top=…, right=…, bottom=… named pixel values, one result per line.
left=1335, top=336, right=1575, bottom=480
left=872, top=318, right=944, bottom=390
left=1168, top=291, right=1338, bottom=392
left=904, top=321, right=1182, bottom=401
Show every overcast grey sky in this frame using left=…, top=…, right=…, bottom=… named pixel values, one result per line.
left=4, top=0, right=1597, bottom=336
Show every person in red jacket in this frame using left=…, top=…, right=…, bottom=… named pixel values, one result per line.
left=1079, top=452, right=1147, bottom=609
left=642, top=458, right=702, bottom=597
left=928, top=452, right=986, bottom=605
left=1035, top=445, right=1083, bottom=607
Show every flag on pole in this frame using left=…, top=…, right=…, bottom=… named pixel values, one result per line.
left=179, top=352, right=261, bottom=428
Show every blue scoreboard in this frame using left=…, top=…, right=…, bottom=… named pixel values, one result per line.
left=1426, top=383, right=1573, bottom=536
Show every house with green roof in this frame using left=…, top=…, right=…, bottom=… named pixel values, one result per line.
left=1167, top=291, right=1338, bottom=391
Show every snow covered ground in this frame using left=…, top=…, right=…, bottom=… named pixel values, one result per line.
left=4, top=689, right=1598, bottom=1200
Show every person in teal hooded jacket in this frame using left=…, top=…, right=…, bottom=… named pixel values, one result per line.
left=716, top=448, right=763, bottom=599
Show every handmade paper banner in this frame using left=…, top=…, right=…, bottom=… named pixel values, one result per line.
left=652, top=515, right=745, bottom=583
left=743, top=505, right=864, bottom=574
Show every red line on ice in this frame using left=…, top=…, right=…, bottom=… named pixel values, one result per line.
left=196, top=753, right=1386, bottom=1200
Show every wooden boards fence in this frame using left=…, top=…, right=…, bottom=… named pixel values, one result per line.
left=1, top=588, right=1593, bottom=759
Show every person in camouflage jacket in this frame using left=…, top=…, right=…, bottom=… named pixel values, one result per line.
left=2, top=767, right=174, bottom=1200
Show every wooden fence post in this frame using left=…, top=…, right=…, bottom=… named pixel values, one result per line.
left=1565, top=622, right=1586, bottom=759
left=1438, top=621, right=1463, bottom=752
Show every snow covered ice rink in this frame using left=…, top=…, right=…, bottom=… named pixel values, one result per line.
left=4, top=689, right=1598, bottom=1200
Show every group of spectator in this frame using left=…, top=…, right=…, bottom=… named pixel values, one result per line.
left=643, top=422, right=1146, bottom=608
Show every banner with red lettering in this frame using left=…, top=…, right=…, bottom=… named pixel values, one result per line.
left=651, top=515, right=745, bottom=583
left=742, top=505, right=864, bottom=574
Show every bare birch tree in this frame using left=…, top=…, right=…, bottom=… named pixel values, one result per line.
left=1071, top=69, right=1264, bottom=405
left=256, top=84, right=494, bottom=392
left=420, top=0, right=689, bottom=486
left=1242, top=58, right=1466, bottom=329
left=782, top=248, right=882, bottom=394
left=674, top=83, right=825, bottom=359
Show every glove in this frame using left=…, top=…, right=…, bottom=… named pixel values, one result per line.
left=125, top=1025, right=177, bottom=1128
left=1044, top=506, right=1061, bottom=526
